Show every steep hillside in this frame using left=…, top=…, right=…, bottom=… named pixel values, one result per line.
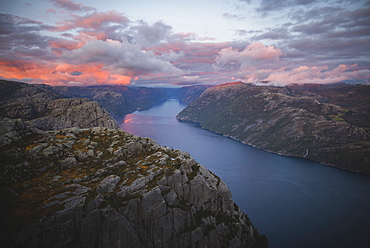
left=48, top=85, right=169, bottom=117
left=179, top=85, right=212, bottom=105
left=0, top=81, right=119, bottom=130
left=177, top=82, right=370, bottom=174
left=0, top=124, right=267, bottom=248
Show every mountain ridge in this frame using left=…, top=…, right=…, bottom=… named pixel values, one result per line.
left=177, top=82, right=370, bottom=174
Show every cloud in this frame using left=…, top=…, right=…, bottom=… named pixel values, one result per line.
left=1, top=1, right=369, bottom=87
left=0, top=14, right=56, bottom=60
left=129, top=21, right=173, bottom=47
left=63, top=38, right=185, bottom=77
left=240, top=64, right=370, bottom=85
left=256, top=0, right=318, bottom=13
left=46, top=9, right=57, bottom=14
left=158, top=50, right=185, bottom=62
left=53, top=11, right=129, bottom=32
left=216, top=42, right=283, bottom=69
left=49, top=0, right=95, bottom=12
left=222, top=12, right=245, bottom=20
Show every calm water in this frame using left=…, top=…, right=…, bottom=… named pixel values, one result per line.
left=119, top=99, right=370, bottom=248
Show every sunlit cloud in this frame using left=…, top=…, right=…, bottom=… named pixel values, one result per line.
left=242, top=64, right=370, bottom=85
left=52, top=11, right=129, bottom=32
left=0, top=1, right=369, bottom=86
left=215, top=42, right=283, bottom=70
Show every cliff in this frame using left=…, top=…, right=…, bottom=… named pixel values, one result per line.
left=0, top=81, right=119, bottom=130
left=177, top=82, right=370, bottom=174
left=0, top=80, right=267, bottom=247
left=0, top=125, right=267, bottom=247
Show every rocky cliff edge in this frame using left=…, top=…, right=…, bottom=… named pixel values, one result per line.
left=0, top=125, right=267, bottom=247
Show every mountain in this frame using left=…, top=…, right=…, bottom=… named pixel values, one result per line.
left=0, top=80, right=119, bottom=130
left=179, top=85, right=212, bottom=105
left=46, top=84, right=169, bottom=118
left=177, top=82, right=370, bottom=174
left=0, top=80, right=267, bottom=248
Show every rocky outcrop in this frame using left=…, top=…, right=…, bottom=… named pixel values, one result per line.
left=0, top=81, right=120, bottom=130
left=177, top=82, right=370, bottom=174
left=0, top=126, right=267, bottom=248
left=27, top=98, right=119, bottom=130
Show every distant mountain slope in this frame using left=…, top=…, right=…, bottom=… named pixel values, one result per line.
left=0, top=81, right=119, bottom=130
left=47, top=84, right=169, bottom=117
left=179, top=85, right=212, bottom=105
left=177, top=82, right=370, bottom=174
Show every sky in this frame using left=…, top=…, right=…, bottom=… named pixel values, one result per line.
left=0, top=0, right=369, bottom=87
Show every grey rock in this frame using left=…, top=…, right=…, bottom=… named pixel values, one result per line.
left=60, top=156, right=78, bottom=168
left=98, top=175, right=121, bottom=194
left=1, top=120, right=266, bottom=248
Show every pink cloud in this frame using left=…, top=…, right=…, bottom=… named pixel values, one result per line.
left=49, top=39, right=84, bottom=50
left=46, top=9, right=57, bottom=14
left=242, top=64, right=370, bottom=85
left=53, top=11, right=129, bottom=31
left=216, top=42, right=283, bottom=69
left=49, top=0, right=95, bottom=12
left=0, top=59, right=132, bottom=86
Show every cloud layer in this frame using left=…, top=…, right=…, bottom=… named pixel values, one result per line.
left=0, top=0, right=369, bottom=86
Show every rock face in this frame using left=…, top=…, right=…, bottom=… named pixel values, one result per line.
left=0, top=80, right=120, bottom=130
left=27, top=98, right=119, bottom=130
left=0, top=126, right=267, bottom=248
left=177, top=82, right=370, bottom=174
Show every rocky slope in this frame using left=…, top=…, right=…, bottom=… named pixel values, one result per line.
left=177, top=82, right=370, bottom=174
left=179, top=85, right=212, bottom=105
left=0, top=80, right=267, bottom=247
left=0, top=124, right=267, bottom=248
left=0, top=81, right=119, bottom=130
